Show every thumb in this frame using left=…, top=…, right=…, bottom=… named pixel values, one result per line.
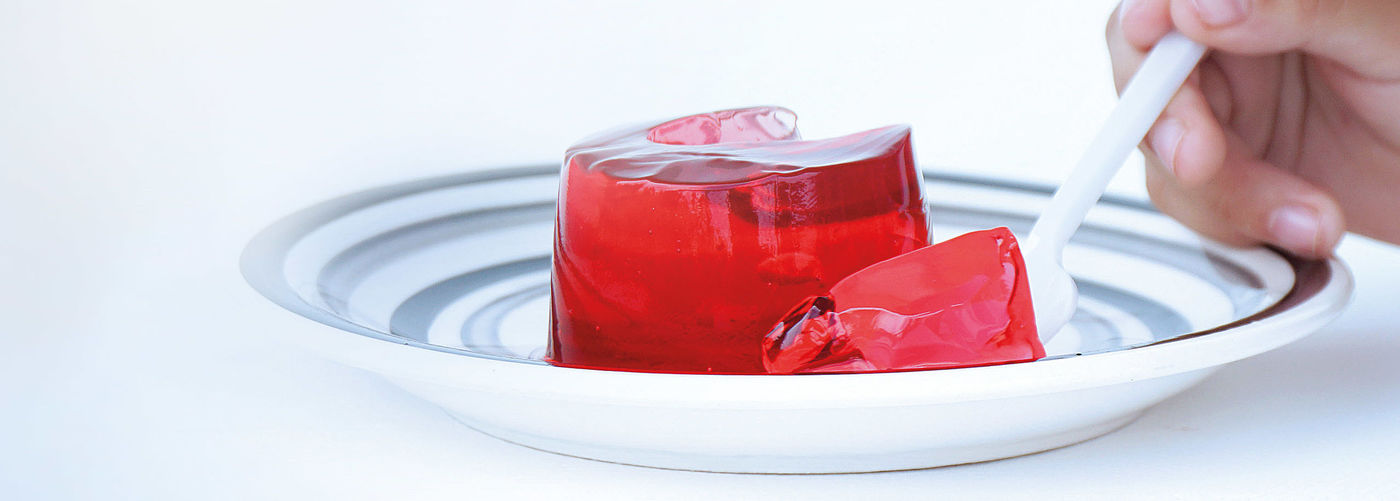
left=1170, top=0, right=1400, bottom=79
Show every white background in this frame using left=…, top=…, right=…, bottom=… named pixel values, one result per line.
left=3, top=0, right=1398, bottom=499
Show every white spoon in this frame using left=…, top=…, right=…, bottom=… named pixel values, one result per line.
left=1025, top=31, right=1207, bottom=342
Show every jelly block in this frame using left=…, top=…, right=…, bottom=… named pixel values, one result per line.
left=549, top=106, right=929, bottom=373
left=763, top=227, right=1044, bottom=374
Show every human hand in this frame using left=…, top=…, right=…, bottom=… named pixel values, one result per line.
left=1108, top=0, right=1400, bottom=258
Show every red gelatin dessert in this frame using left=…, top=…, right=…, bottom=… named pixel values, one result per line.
left=549, top=106, right=930, bottom=373
left=762, top=227, right=1044, bottom=374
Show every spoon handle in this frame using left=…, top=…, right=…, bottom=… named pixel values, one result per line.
left=1026, top=31, right=1207, bottom=257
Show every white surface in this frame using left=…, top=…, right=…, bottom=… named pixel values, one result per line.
left=3, top=0, right=1398, bottom=499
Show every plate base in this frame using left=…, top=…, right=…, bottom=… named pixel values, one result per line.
left=446, top=408, right=1143, bottom=474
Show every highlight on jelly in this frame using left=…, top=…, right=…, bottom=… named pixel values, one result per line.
left=547, top=106, right=1042, bottom=375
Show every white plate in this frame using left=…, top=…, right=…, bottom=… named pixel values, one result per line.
left=242, top=166, right=1352, bottom=473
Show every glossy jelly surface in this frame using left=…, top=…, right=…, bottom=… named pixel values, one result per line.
left=763, top=227, right=1044, bottom=374
left=549, top=107, right=929, bottom=373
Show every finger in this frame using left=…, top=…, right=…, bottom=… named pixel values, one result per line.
left=1146, top=133, right=1346, bottom=258
left=1111, top=2, right=1231, bottom=186
left=1106, top=4, right=1149, bottom=92
left=1114, top=16, right=1226, bottom=187
left=1199, top=52, right=1282, bottom=158
left=1145, top=81, right=1230, bottom=185
left=1116, top=0, right=1175, bottom=50
left=1168, top=0, right=1400, bottom=79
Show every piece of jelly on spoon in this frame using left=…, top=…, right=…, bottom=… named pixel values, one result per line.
left=763, top=227, right=1043, bottom=374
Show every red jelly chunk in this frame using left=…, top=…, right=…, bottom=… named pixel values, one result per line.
left=763, top=227, right=1044, bottom=374
left=549, top=106, right=930, bottom=373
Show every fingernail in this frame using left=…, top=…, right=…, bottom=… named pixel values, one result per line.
left=1268, top=205, right=1320, bottom=256
left=1192, top=0, right=1249, bottom=27
left=1149, top=118, right=1186, bottom=176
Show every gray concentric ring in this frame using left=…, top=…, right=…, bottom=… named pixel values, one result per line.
left=241, top=165, right=1321, bottom=368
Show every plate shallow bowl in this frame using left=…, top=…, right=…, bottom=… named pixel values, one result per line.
left=242, top=165, right=1351, bottom=473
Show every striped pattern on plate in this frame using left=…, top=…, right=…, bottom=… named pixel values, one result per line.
left=246, top=165, right=1302, bottom=369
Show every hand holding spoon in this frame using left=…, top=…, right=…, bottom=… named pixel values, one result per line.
left=763, top=32, right=1207, bottom=373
